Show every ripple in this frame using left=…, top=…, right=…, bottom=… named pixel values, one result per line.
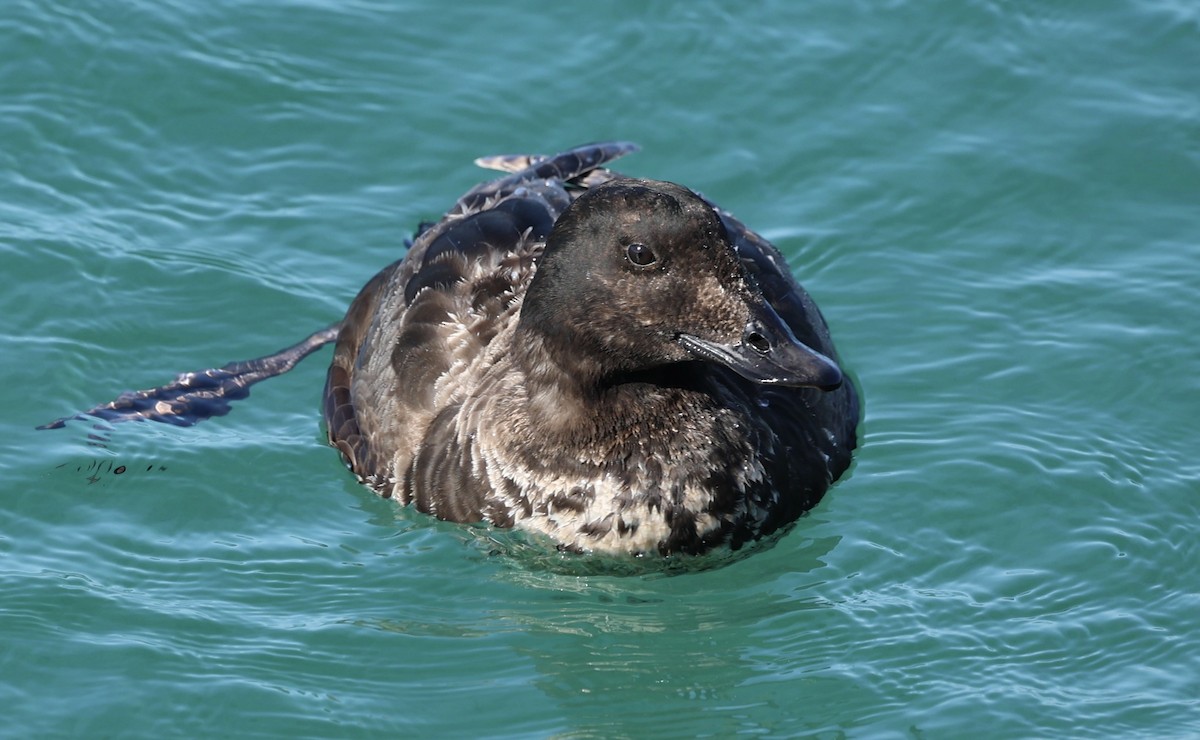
left=4, top=0, right=1200, bottom=736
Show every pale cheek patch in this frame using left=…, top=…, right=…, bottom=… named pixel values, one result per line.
left=688, top=274, right=748, bottom=339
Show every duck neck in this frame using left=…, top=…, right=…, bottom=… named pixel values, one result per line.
left=511, top=322, right=704, bottom=458
left=512, top=323, right=609, bottom=440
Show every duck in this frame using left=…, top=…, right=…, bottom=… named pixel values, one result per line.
left=325, top=142, right=859, bottom=555
left=41, top=142, right=860, bottom=557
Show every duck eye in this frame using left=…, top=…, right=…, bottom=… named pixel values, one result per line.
left=626, top=242, right=657, bottom=267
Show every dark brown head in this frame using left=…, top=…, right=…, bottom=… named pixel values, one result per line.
left=517, top=177, right=842, bottom=391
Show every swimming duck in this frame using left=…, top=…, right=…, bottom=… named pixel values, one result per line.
left=43, top=142, right=860, bottom=556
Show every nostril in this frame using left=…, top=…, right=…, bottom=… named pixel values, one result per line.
left=745, top=331, right=770, bottom=355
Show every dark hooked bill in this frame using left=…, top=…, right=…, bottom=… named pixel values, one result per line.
left=677, top=301, right=843, bottom=391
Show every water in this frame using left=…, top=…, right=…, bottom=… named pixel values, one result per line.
left=3, top=0, right=1198, bottom=736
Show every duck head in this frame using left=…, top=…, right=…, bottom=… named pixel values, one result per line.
left=517, top=178, right=843, bottom=392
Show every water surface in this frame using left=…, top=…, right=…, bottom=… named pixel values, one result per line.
left=2, top=1, right=1198, bottom=737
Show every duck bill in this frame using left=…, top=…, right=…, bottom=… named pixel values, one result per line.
left=677, top=301, right=844, bottom=391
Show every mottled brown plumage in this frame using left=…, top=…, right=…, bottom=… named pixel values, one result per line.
left=325, top=142, right=859, bottom=554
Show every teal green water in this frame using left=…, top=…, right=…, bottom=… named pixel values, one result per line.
left=3, top=1, right=1198, bottom=736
